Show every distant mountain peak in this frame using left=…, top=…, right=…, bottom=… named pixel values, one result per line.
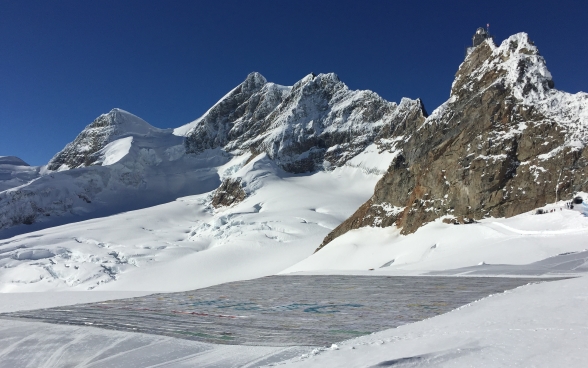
left=47, top=108, right=160, bottom=171
left=0, top=156, right=30, bottom=167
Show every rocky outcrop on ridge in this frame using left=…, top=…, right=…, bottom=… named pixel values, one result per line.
left=317, top=33, right=588, bottom=251
left=181, top=72, right=427, bottom=173
left=210, top=178, right=247, bottom=208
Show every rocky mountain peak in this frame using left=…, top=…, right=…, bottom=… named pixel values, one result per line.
left=184, top=71, right=425, bottom=173
left=47, top=108, right=159, bottom=171
left=452, top=33, right=553, bottom=104
left=239, top=72, right=268, bottom=95
left=317, top=32, right=588, bottom=252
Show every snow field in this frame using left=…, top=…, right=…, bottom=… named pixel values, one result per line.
left=0, top=153, right=383, bottom=292
left=284, top=200, right=588, bottom=275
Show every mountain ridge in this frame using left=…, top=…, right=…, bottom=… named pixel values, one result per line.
left=0, top=71, right=418, bottom=235
left=1, top=31, right=587, bottom=248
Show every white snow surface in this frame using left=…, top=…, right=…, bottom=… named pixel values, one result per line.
left=284, top=199, right=588, bottom=274
left=0, top=154, right=383, bottom=292
left=0, top=317, right=309, bottom=367
left=343, top=142, right=399, bottom=175
left=96, top=136, right=134, bottom=166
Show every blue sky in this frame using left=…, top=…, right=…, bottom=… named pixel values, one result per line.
left=2, top=0, right=587, bottom=165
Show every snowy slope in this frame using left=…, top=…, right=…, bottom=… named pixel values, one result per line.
left=285, top=198, right=588, bottom=274
left=0, top=156, right=40, bottom=192
left=0, top=152, right=385, bottom=292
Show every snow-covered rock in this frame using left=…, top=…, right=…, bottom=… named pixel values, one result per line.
left=181, top=72, right=426, bottom=173
left=47, top=108, right=163, bottom=171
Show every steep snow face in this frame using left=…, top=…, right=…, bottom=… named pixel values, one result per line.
left=0, top=157, right=40, bottom=192
left=47, top=108, right=163, bottom=171
left=96, top=137, right=134, bottom=166
left=182, top=72, right=426, bottom=173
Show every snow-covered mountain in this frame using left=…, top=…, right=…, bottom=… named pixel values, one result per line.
left=0, top=72, right=425, bottom=237
left=180, top=72, right=426, bottom=173
left=0, top=109, right=227, bottom=237
left=0, top=156, right=40, bottom=192
left=47, top=108, right=166, bottom=171
left=0, top=31, right=587, bottom=292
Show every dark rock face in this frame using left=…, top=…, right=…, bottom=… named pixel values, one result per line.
left=184, top=72, right=279, bottom=154
left=211, top=178, right=246, bottom=208
left=317, top=33, right=588, bottom=251
left=183, top=73, right=427, bottom=173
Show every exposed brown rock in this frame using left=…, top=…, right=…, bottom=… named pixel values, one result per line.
left=211, top=178, right=246, bottom=208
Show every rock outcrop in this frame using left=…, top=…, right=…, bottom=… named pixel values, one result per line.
left=210, top=178, right=246, bottom=208
left=317, top=33, right=588, bottom=251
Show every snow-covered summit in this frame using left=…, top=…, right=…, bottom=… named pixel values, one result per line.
left=183, top=71, right=426, bottom=173
left=449, top=32, right=588, bottom=146
left=47, top=108, right=163, bottom=171
left=0, top=156, right=30, bottom=166
left=0, top=156, right=40, bottom=192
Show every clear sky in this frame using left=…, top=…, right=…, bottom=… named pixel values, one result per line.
left=2, top=0, right=587, bottom=165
